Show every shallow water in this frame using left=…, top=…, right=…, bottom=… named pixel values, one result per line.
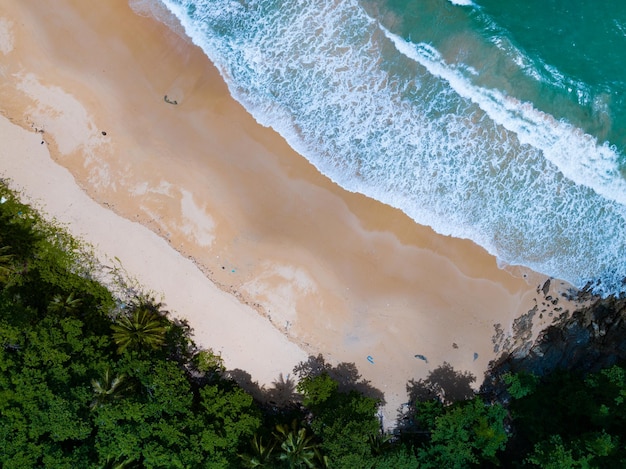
left=153, top=0, right=626, bottom=296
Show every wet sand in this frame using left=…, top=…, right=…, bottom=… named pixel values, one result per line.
left=0, top=0, right=573, bottom=426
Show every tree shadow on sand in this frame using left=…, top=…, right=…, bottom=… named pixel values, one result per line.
left=224, top=369, right=299, bottom=408
left=397, top=362, right=476, bottom=430
left=265, top=372, right=299, bottom=407
left=293, top=354, right=386, bottom=405
left=410, top=361, right=476, bottom=405
left=226, top=354, right=385, bottom=409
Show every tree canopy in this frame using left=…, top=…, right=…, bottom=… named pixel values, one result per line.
left=3, top=182, right=626, bottom=468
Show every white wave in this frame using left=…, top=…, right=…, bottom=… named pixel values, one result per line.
left=615, top=19, right=626, bottom=37
left=448, top=0, right=474, bottom=5
left=383, top=28, right=626, bottom=207
left=155, top=0, right=626, bottom=295
left=487, top=35, right=543, bottom=83
left=479, top=11, right=595, bottom=115
left=128, top=0, right=190, bottom=42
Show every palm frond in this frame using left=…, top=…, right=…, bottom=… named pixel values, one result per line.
left=111, top=305, right=167, bottom=354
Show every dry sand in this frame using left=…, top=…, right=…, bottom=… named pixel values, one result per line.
left=0, top=0, right=575, bottom=426
left=0, top=115, right=308, bottom=385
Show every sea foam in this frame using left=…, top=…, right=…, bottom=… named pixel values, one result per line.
left=156, top=0, right=626, bottom=296
left=383, top=30, right=626, bottom=207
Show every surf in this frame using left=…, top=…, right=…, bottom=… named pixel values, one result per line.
left=153, top=0, right=626, bottom=296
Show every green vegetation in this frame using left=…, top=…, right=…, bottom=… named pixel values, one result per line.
left=0, top=185, right=260, bottom=468
left=2, top=182, right=626, bottom=468
left=502, top=365, right=626, bottom=467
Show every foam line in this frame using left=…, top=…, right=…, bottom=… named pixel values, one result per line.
left=382, top=27, right=626, bottom=207
left=154, top=0, right=626, bottom=295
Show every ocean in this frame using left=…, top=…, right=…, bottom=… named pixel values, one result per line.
left=141, top=0, right=626, bottom=296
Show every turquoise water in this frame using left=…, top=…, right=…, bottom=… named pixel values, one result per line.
left=155, top=0, right=626, bottom=296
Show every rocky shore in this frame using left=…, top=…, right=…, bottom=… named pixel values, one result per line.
left=484, top=288, right=626, bottom=397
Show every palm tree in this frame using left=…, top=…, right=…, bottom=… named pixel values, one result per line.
left=48, top=292, right=82, bottom=315
left=90, top=367, right=130, bottom=409
left=239, top=434, right=276, bottom=468
left=274, top=420, right=318, bottom=469
left=369, top=433, right=393, bottom=456
left=111, top=304, right=168, bottom=354
left=314, top=449, right=330, bottom=469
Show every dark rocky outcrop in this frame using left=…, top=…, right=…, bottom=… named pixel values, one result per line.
left=483, top=294, right=626, bottom=398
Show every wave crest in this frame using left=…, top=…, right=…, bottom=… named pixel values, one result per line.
left=157, top=0, right=626, bottom=295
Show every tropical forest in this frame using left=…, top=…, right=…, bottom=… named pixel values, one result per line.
left=2, top=181, right=626, bottom=468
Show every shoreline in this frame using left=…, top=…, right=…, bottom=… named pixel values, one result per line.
left=0, top=114, right=309, bottom=388
left=0, top=0, right=578, bottom=426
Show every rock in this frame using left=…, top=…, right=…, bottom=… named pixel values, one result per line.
left=483, top=294, right=626, bottom=399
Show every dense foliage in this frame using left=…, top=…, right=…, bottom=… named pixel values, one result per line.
left=499, top=366, right=626, bottom=467
left=2, top=182, right=626, bottom=468
left=0, top=186, right=261, bottom=468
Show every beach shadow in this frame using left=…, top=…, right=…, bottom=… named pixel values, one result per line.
left=411, top=361, right=476, bottom=405
left=293, top=354, right=386, bottom=405
left=265, top=373, right=300, bottom=407
left=225, top=354, right=385, bottom=409
left=397, top=362, right=476, bottom=431
left=225, top=369, right=301, bottom=409
left=224, top=368, right=265, bottom=402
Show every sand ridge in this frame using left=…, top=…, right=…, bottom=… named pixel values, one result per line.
left=0, top=0, right=575, bottom=426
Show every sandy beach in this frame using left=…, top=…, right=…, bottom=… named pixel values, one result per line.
left=0, top=0, right=575, bottom=426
